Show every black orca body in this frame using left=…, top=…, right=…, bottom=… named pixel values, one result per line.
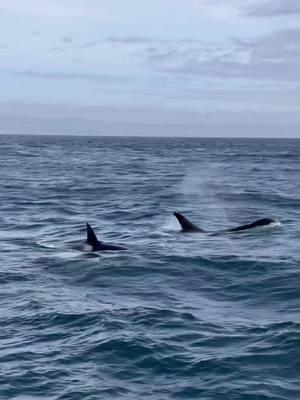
left=225, top=218, right=276, bottom=233
left=173, top=212, right=276, bottom=234
left=85, top=223, right=127, bottom=251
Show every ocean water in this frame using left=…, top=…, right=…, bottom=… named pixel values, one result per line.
left=0, top=134, right=300, bottom=400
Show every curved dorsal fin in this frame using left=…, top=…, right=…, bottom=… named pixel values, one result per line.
left=173, top=212, right=205, bottom=233
left=86, top=223, right=101, bottom=247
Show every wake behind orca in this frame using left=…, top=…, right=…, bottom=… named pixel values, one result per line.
left=84, top=223, right=127, bottom=252
left=173, top=212, right=278, bottom=234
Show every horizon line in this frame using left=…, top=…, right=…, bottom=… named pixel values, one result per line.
left=1, top=132, right=299, bottom=140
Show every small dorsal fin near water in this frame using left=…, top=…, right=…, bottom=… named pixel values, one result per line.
left=86, top=223, right=101, bottom=248
left=173, top=212, right=205, bottom=233
left=85, top=223, right=127, bottom=252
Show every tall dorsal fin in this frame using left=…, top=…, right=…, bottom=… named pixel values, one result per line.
left=173, top=212, right=205, bottom=233
left=86, top=223, right=101, bottom=247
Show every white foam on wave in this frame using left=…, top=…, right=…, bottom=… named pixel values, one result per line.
left=269, top=221, right=282, bottom=228
left=82, top=243, right=93, bottom=252
left=36, top=241, right=57, bottom=249
left=260, top=221, right=282, bottom=230
left=161, top=216, right=180, bottom=232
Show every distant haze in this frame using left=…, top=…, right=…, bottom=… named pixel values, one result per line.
left=1, top=1, right=300, bottom=137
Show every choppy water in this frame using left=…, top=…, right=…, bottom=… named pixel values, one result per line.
left=1, top=134, right=300, bottom=400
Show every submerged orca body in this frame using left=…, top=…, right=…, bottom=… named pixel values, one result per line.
left=173, top=212, right=276, bottom=234
left=85, top=223, right=127, bottom=251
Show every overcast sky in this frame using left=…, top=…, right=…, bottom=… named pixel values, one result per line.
left=1, top=0, right=300, bottom=136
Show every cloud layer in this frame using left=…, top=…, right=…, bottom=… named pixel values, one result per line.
left=0, top=0, right=300, bottom=136
left=245, top=0, right=300, bottom=17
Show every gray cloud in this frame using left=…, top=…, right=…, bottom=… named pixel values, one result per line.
left=106, top=36, right=204, bottom=45
left=76, top=40, right=101, bottom=49
left=74, top=28, right=300, bottom=83
left=16, top=70, right=131, bottom=84
left=245, top=0, right=300, bottom=17
left=62, top=36, right=73, bottom=43
left=169, top=86, right=300, bottom=111
left=171, top=58, right=300, bottom=82
left=107, top=36, right=155, bottom=44
left=77, top=36, right=211, bottom=49
left=49, top=46, right=62, bottom=52
left=140, top=29, right=300, bottom=83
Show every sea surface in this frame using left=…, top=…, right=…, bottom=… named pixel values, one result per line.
left=0, top=135, right=300, bottom=400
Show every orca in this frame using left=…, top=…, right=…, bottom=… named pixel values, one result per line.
left=173, top=212, right=277, bottom=234
left=85, top=223, right=127, bottom=251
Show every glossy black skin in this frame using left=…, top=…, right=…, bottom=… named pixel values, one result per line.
left=173, top=212, right=205, bottom=232
left=226, top=218, right=275, bottom=233
left=173, top=212, right=276, bottom=234
left=86, top=223, right=127, bottom=251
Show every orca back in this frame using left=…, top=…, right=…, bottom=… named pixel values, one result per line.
left=227, top=218, right=276, bottom=233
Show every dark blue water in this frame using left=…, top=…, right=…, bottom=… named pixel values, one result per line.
left=1, top=135, right=300, bottom=400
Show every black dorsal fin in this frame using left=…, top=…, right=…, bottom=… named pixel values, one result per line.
left=173, top=212, right=205, bottom=233
left=86, top=223, right=101, bottom=247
